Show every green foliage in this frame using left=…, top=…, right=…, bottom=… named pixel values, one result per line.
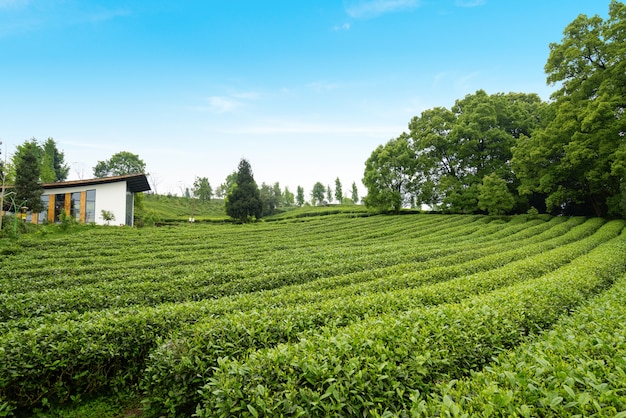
left=142, top=218, right=620, bottom=416
left=196, top=225, right=625, bottom=417
left=361, top=2, right=626, bottom=218
left=7, top=138, right=68, bottom=185
left=334, top=177, right=343, bottom=202
left=192, top=177, right=213, bottom=202
left=296, top=185, right=305, bottom=206
left=215, top=171, right=237, bottom=199
left=311, top=181, right=326, bottom=205
left=259, top=182, right=280, bottom=216
left=225, top=159, right=262, bottom=222
left=351, top=181, right=359, bottom=203
left=415, top=271, right=626, bottom=416
left=100, top=210, right=115, bottom=225
left=478, top=173, right=516, bottom=215
left=57, top=210, right=79, bottom=232
left=93, top=151, right=146, bottom=178
left=40, top=138, right=70, bottom=182
left=406, top=91, right=546, bottom=214
left=12, top=139, right=44, bottom=213
left=137, top=193, right=227, bottom=223
left=511, top=1, right=626, bottom=217
left=1, top=214, right=624, bottom=416
left=283, top=186, right=295, bottom=206
left=363, top=133, right=417, bottom=212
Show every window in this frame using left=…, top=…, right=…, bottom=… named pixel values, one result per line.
left=54, top=194, right=66, bottom=222
left=38, top=195, right=49, bottom=224
left=70, top=192, right=81, bottom=220
left=86, top=189, right=96, bottom=223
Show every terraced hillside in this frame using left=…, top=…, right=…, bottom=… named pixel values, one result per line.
left=0, top=214, right=625, bottom=417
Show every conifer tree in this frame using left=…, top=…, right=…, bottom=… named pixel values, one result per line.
left=225, top=159, right=262, bottom=222
left=14, top=141, right=44, bottom=213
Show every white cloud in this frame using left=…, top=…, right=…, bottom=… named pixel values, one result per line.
left=455, top=0, right=486, bottom=7
left=196, top=91, right=260, bottom=113
left=333, top=22, right=351, bottom=31
left=205, top=96, right=242, bottom=113
left=344, top=0, right=420, bottom=19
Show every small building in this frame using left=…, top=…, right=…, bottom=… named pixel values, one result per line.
left=10, top=173, right=151, bottom=226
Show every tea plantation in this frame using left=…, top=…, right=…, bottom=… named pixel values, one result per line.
left=1, top=213, right=625, bottom=417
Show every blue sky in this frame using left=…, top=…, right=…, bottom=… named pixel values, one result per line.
left=0, top=0, right=611, bottom=198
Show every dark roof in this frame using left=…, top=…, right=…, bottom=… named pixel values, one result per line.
left=41, top=173, right=151, bottom=193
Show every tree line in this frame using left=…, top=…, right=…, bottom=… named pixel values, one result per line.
left=1, top=136, right=360, bottom=225
left=201, top=159, right=361, bottom=222
left=363, top=1, right=626, bottom=218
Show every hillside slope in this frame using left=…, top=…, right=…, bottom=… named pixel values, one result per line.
left=0, top=214, right=624, bottom=417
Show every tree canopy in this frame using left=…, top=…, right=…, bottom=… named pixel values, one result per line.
left=225, top=159, right=262, bottom=222
left=363, top=133, right=419, bottom=212
left=351, top=182, right=359, bottom=204
left=7, top=138, right=69, bottom=184
left=296, top=186, right=305, bottom=206
left=311, top=182, right=326, bottom=205
left=40, top=138, right=69, bottom=182
left=334, top=178, right=343, bottom=202
left=13, top=140, right=44, bottom=213
left=192, top=177, right=213, bottom=202
left=93, top=151, right=146, bottom=178
left=363, top=1, right=626, bottom=218
left=513, top=0, right=626, bottom=217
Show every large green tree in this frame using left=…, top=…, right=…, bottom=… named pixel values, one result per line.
left=478, top=173, right=516, bottom=215
left=513, top=1, right=626, bottom=217
left=334, top=178, right=343, bottom=202
left=215, top=172, right=237, bottom=199
left=363, top=133, right=418, bottom=212
left=283, top=186, right=295, bottom=206
left=13, top=141, right=44, bottom=213
left=40, top=138, right=69, bottom=182
left=259, top=182, right=280, bottom=216
left=93, top=151, right=146, bottom=178
left=326, top=185, right=333, bottom=203
left=192, top=177, right=213, bottom=202
left=311, top=182, right=326, bottom=205
left=350, top=182, right=359, bottom=204
left=8, top=138, right=69, bottom=184
left=296, top=186, right=305, bottom=206
left=225, top=159, right=262, bottom=222
left=409, top=91, right=545, bottom=213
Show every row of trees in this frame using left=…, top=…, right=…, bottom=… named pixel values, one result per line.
left=363, top=1, right=626, bottom=218
left=1, top=138, right=70, bottom=215
left=2, top=136, right=360, bottom=225
left=1, top=144, right=147, bottom=225
left=196, top=162, right=361, bottom=222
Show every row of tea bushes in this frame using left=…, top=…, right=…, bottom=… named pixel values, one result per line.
left=0, top=217, right=580, bottom=321
left=1, top=218, right=602, bottom=411
left=413, top=272, right=626, bottom=417
left=194, top=228, right=626, bottom=417
left=140, top=220, right=621, bottom=416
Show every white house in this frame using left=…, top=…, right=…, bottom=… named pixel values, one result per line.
left=22, top=173, right=150, bottom=226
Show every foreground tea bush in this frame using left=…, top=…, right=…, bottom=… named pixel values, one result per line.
left=196, top=229, right=626, bottom=417
left=140, top=218, right=615, bottom=416
left=413, top=272, right=626, bottom=417
left=0, top=214, right=621, bottom=416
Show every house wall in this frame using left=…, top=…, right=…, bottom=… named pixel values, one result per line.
left=40, top=181, right=131, bottom=226
left=93, top=181, right=128, bottom=225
